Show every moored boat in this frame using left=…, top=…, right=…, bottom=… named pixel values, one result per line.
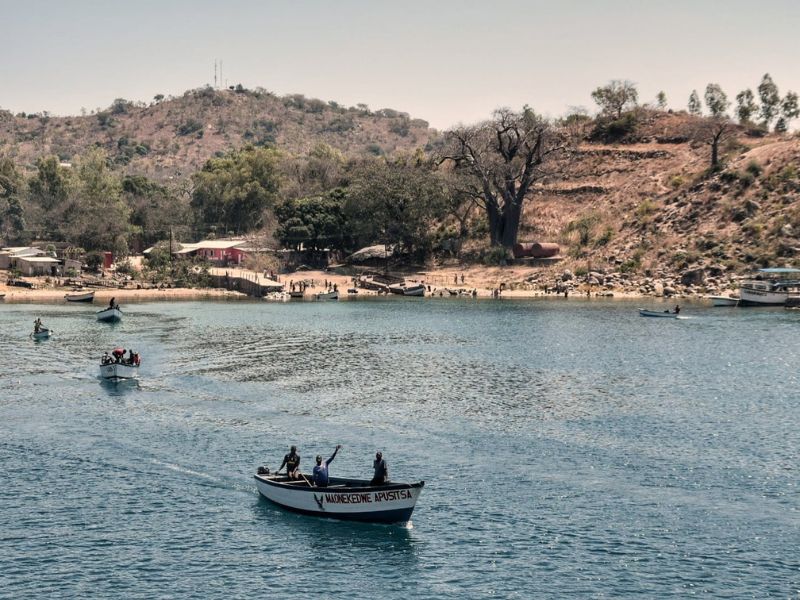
left=96, top=306, right=123, bottom=322
left=315, top=290, right=338, bottom=300
left=638, top=308, right=680, bottom=318
left=254, top=470, right=424, bottom=524
left=707, top=295, right=739, bottom=307
left=65, top=290, right=95, bottom=303
left=289, top=290, right=304, bottom=299
left=739, top=268, right=800, bottom=306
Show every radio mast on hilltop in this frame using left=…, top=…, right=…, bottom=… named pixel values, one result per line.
left=213, top=60, right=217, bottom=88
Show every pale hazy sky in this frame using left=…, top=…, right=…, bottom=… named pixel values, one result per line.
left=1, top=0, right=798, bottom=129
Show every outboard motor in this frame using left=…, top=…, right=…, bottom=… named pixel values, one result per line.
left=257, top=466, right=270, bottom=475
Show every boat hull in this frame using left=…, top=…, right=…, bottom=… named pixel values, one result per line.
left=707, top=296, right=739, bottom=307
left=738, top=288, right=795, bottom=306
left=100, top=363, right=138, bottom=380
left=403, top=285, right=426, bottom=297
left=32, top=329, right=52, bottom=340
left=638, top=309, right=679, bottom=318
left=315, top=291, right=338, bottom=300
left=96, top=307, right=123, bottom=322
left=254, top=475, right=423, bottom=523
left=65, top=291, right=95, bottom=302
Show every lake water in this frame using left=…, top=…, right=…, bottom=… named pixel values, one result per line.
left=1, top=298, right=798, bottom=598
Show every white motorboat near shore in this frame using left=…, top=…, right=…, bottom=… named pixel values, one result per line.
left=315, top=290, right=338, bottom=300
left=254, top=471, right=424, bottom=524
left=65, top=290, right=95, bottom=303
left=707, top=295, right=739, bottom=307
left=96, top=306, right=123, bottom=322
left=739, top=268, right=800, bottom=306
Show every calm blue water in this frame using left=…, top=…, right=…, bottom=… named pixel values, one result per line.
left=1, top=298, right=798, bottom=598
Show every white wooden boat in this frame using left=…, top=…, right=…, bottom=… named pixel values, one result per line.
left=707, top=295, right=739, bottom=307
left=638, top=308, right=680, bottom=318
left=65, top=290, right=95, bottom=303
left=315, top=291, right=338, bottom=300
left=254, top=470, right=424, bottom=523
left=96, top=306, right=123, bottom=322
left=739, top=268, right=800, bottom=306
left=99, top=362, right=139, bottom=380
left=402, top=284, right=426, bottom=297
left=31, top=328, right=52, bottom=340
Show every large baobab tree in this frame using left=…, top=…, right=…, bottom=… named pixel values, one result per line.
left=441, top=107, right=569, bottom=249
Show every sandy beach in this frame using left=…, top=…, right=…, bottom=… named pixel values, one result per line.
left=1, top=263, right=669, bottom=304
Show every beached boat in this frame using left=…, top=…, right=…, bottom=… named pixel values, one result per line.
left=739, top=268, right=800, bottom=306
left=254, top=470, right=424, bottom=524
left=315, top=291, right=338, bottom=300
left=706, top=295, right=739, bottom=307
left=638, top=308, right=680, bottom=318
left=289, top=290, right=304, bottom=299
left=402, top=284, right=426, bottom=297
left=96, top=306, right=123, bottom=322
left=65, top=290, right=95, bottom=303
left=31, top=328, right=52, bottom=340
left=388, top=283, right=405, bottom=295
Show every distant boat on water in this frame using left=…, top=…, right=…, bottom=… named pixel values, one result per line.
left=638, top=308, right=680, bottom=318
left=315, top=290, right=338, bottom=300
left=31, top=328, right=52, bottom=340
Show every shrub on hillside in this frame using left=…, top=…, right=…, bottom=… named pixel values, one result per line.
left=177, top=119, right=203, bottom=136
left=590, top=112, right=638, bottom=143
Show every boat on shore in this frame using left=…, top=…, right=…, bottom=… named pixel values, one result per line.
left=289, top=290, right=304, bottom=299
left=96, top=306, right=123, bottom=322
left=638, top=308, right=680, bottom=318
left=65, top=290, right=95, bottom=303
left=315, top=290, right=338, bottom=300
left=254, top=470, right=424, bottom=524
left=707, top=295, right=739, bottom=307
left=739, top=268, right=800, bottom=306
left=402, top=284, right=426, bottom=297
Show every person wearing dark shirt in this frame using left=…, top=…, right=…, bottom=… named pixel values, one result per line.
left=279, top=445, right=301, bottom=480
left=370, top=451, right=388, bottom=486
left=312, top=445, right=341, bottom=487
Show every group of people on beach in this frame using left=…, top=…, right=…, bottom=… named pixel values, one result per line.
left=278, top=445, right=389, bottom=488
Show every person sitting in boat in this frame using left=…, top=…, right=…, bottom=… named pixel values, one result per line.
left=370, top=451, right=389, bottom=486
left=112, top=348, right=125, bottom=363
left=132, top=351, right=141, bottom=366
left=674, top=304, right=681, bottom=314
left=280, top=445, right=301, bottom=480
left=109, top=297, right=116, bottom=309
left=312, top=445, right=341, bottom=487
left=33, top=318, right=42, bottom=333
left=101, top=351, right=112, bottom=365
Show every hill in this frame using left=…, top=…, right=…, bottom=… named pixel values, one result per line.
left=0, top=86, right=436, bottom=179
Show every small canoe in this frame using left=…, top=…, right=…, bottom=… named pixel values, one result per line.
left=315, top=291, right=338, bottom=300
left=254, top=471, right=424, bottom=524
left=706, top=295, right=739, bottom=307
left=31, top=328, right=52, bottom=340
left=96, top=306, right=123, bottom=322
left=100, top=362, right=139, bottom=380
left=289, top=290, right=304, bottom=299
left=65, top=290, right=95, bottom=303
left=638, top=308, right=680, bottom=318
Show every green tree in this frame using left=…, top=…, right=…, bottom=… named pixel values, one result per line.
left=656, top=91, right=667, bottom=110
left=63, top=149, right=130, bottom=252
left=29, top=155, right=72, bottom=212
left=122, top=175, right=191, bottom=246
left=344, top=158, right=449, bottom=257
left=688, top=90, right=702, bottom=116
left=779, top=91, right=799, bottom=131
left=0, top=157, right=27, bottom=244
left=276, top=188, right=350, bottom=251
left=590, top=80, right=638, bottom=118
left=442, top=107, right=568, bottom=248
left=704, top=83, right=729, bottom=117
left=735, top=89, right=757, bottom=124
left=191, top=146, right=282, bottom=234
left=758, top=73, right=781, bottom=127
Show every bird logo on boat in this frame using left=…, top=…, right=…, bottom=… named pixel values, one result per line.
left=313, top=494, right=325, bottom=511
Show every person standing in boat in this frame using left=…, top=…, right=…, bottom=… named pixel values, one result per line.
left=370, top=451, right=388, bottom=486
left=33, top=318, right=42, bottom=333
left=279, top=445, right=301, bottom=480
left=674, top=304, right=681, bottom=314
left=312, top=445, right=341, bottom=487
left=109, top=297, right=116, bottom=309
